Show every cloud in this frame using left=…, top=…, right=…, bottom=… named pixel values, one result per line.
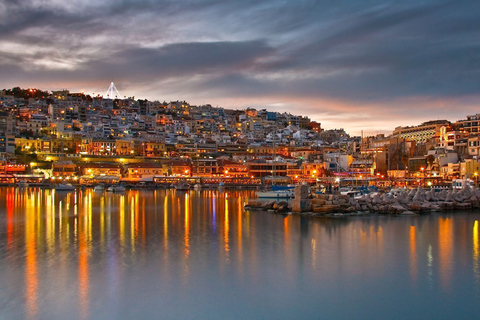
left=1, top=0, right=480, bottom=135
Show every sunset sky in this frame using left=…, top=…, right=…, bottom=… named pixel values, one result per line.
left=1, top=0, right=479, bottom=135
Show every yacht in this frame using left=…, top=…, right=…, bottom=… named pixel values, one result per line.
left=106, top=185, right=126, bottom=193
left=193, top=183, right=202, bottom=190
left=256, top=189, right=294, bottom=199
left=93, top=184, right=105, bottom=192
left=175, top=182, right=191, bottom=191
left=17, top=180, right=29, bottom=188
left=55, top=183, right=76, bottom=192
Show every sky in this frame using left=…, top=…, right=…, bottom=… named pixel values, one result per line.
left=1, top=0, right=479, bottom=136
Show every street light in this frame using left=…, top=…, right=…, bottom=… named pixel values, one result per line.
left=475, top=172, right=478, bottom=187
left=420, top=167, right=425, bottom=187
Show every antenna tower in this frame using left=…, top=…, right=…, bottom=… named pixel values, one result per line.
left=104, top=82, right=122, bottom=99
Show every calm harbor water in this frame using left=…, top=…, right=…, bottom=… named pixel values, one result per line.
left=1, top=187, right=480, bottom=319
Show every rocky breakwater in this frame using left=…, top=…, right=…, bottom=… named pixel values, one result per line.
left=312, top=186, right=480, bottom=215
left=244, top=199, right=290, bottom=213
left=311, top=194, right=355, bottom=215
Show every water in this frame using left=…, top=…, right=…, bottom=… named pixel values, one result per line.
left=1, top=187, right=480, bottom=319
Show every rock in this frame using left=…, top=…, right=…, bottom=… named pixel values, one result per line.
left=311, top=199, right=326, bottom=206
left=391, top=204, right=407, bottom=214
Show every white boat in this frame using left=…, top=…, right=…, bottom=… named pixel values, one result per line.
left=55, top=183, right=76, bottom=191
left=194, top=184, right=202, bottom=190
left=93, top=184, right=105, bottom=192
left=256, top=189, right=294, bottom=199
left=17, top=180, right=29, bottom=188
left=175, top=182, right=191, bottom=191
left=106, top=185, right=126, bottom=193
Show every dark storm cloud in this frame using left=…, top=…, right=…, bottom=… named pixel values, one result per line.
left=85, top=40, right=274, bottom=79
left=187, top=3, right=480, bottom=100
left=0, top=39, right=273, bottom=87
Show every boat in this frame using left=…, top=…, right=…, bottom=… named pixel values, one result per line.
left=55, top=183, right=76, bottom=192
left=272, top=184, right=295, bottom=191
left=17, top=180, right=29, bottom=188
left=256, top=189, right=294, bottom=199
left=175, top=182, right=191, bottom=191
left=340, top=188, right=363, bottom=199
left=194, top=183, right=202, bottom=190
left=93, top=184, right=105, bottom=192
left=106, top=185, right=126, bottom=193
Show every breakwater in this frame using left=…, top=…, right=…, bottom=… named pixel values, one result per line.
left=246, top=186, right=480, bottom=215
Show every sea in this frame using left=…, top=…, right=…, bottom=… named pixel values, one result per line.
left=1, top=187, right=480, bottom=319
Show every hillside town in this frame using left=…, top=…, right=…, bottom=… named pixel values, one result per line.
left=1, top=85, right=479, bottom=188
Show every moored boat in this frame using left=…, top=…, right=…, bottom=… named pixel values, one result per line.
left=17, top=180, right=29, bottom=188
left=55, top=183, right=76, bottom=192
left=256, top=189, right=294, bottom=199
left=175, top=182, right=191, bottom=191
left=106, top=185, right=126, bottom=193
left=93, top=184, right=105, bottom=192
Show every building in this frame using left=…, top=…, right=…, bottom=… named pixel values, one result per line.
left=392, top=120, right=450, bottom=143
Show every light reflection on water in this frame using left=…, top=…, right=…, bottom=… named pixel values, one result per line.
left=1, top=187, right=480, bottom=319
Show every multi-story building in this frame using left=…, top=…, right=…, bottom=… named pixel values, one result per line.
left=124, top=163, right=164, bottom=179
left=458, top=114, right=480, bottom=134
left=392, top=120, right=450, bottom=143
left=247, top=161, right=288, bottom=178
